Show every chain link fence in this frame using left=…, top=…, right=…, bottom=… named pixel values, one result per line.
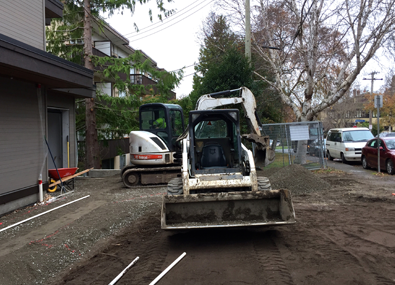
left=261, top=121, right=327, bottom=170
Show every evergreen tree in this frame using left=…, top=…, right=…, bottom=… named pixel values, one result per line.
left=46, top=0, right=181, bottom=168
left=189, top=13, right=282, bottom=125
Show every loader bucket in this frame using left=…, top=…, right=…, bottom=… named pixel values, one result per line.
left=161, top=190, right=295, bottom=230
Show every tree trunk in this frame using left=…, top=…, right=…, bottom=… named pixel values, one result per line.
left=84, top=0, right=100, bottom=169
left=294, top=140, right=307, bottom=164
left=293, top=116, right=308, bottom=164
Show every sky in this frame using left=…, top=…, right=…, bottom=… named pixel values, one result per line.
left=106, top=0, right=216, bottom=99
left=104, top=0, right=393, bottom=99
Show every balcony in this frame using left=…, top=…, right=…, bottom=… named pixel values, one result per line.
left=130, top=74, right=176, bottom=99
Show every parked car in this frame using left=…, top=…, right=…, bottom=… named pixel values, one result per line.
left=378, top=132, right=395, bottom=138
left=308, top=138, right=326, bottom=156
left=326, top=127, right=374, bottom=163
left=361, top=137, right=395, bottom=174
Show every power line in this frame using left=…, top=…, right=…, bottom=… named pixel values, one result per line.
left=121, top=0, right=212, bottom=38
left=183, top=72, right=197, bottom=77
left=170, top=63, right=196, bottom=72
left=130, top=0, right=214, bottom=42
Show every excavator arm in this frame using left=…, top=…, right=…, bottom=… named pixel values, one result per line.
left=195, top=87, right=275, bottom=167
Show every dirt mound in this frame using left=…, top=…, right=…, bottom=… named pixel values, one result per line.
left=264, top=164, right=331, bottom=195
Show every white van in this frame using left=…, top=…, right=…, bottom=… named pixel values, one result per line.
left=326, top=127, right=374, bottom=162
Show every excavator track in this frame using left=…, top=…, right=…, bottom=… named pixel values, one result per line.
left=122, top=166, right=181, bottom=188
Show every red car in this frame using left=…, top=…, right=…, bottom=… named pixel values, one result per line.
left=361, top=137, right=395, bottom=174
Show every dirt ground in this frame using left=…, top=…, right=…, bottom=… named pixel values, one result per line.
left=1, top=164, right=395, bottom=285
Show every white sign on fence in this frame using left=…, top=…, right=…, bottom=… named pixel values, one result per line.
left=289, top=125, right=309, bottom=141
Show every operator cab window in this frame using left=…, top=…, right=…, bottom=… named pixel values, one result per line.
left=140, top=107, right=167, bottom=130
left=140, top=106, right=169, bottom=145
left=170, top=109, right=183, bottom=137
left=195, top=119, right=227, bottom=139
left=193, top=117, right=239, bottom=170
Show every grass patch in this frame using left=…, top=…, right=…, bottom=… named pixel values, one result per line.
left=313, top=167, right=345, bottom=174
left=264, top=152, right=326, bottom=170
left=264, top=152, right=291, bottom=169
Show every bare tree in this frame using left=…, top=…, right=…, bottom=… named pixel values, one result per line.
left=217, top=0, right=395, bottom=162
left=321, top=91, right=357, bottom=130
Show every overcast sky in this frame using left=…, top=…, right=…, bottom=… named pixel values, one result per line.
left=105, top=0, right=393, bottom=98
left=106, top=0, right=216, bottom=99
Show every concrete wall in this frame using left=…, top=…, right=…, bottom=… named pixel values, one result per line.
left=0, top=0, right=45, bottom=50
left=0, top=194, right=37, bottom=216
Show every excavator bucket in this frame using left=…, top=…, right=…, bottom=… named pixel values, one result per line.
left=242, top=133, right=275, bottom=168
left=161, top=190, right=295, bottom=230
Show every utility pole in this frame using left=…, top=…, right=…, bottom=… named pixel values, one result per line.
left=245, top=0, right=251, bottom=61
left=363, top=72, right=383, bottom=131
left=375, top=95, right=383, bottom=172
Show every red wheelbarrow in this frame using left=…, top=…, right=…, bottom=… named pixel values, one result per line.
left=48, top=167, right=78, bottom=192
left=48, top=167, right=93, bottom=193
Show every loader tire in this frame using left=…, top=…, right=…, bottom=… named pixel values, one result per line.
left=167, top=177, right=183, bottom=195
left=257, top=177, right=272, bottom=191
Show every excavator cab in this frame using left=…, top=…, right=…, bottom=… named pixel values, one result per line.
left=122, top=104, right=184, bottom=187
left=139, top=103, right=185, bottom=152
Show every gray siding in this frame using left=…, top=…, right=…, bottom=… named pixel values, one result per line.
left=0, top=77, right=45, bottom=194
left=47, top=93, right=77, bottom=168
left=0, top=0, right=45, bottom=50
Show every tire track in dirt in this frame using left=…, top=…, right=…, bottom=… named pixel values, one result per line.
left=289, top=210, right=376, bottom=284
left=321, top=228, right=395, bottom=285
left=57, top=209, right=169, bottom=285
left=129, top=218, right=170, bottom=285
left=252, top=230, right=294, bottom=285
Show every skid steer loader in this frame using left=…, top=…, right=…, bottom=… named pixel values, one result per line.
left=161, top=87, right=296, bottom=229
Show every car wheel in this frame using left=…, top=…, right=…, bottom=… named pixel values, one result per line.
left=362, top=156, right=370, bottom=169
left=327, top=151, right=334, bottom=161
left=386, top=160, right=395, bottom=175
left=341, top=153, right=347, bottom=164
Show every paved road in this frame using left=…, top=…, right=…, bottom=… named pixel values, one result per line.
left=324, top=157, right=395, bottom=183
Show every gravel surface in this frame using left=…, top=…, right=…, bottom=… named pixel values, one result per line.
left=0, top=176, right=165, bottom=285
left=263, top=164, right=331, bottom=195
left=1, top=165, right=395, bottom=285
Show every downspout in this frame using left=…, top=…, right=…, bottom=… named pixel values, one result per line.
left=37, top=84, right=48, bottom=202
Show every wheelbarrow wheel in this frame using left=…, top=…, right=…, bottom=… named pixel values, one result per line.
left=47, top=178, right=58, bottom=192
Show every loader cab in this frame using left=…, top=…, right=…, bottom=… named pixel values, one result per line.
left=139, top=103, right=185, bottom=152
left=189, top=109, right=242, bottom=175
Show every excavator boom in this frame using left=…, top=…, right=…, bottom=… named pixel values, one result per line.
left=196, top=87, right=275, bottom=168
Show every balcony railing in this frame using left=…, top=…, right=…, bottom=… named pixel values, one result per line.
left=130, top=74, right=176, bottom=99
